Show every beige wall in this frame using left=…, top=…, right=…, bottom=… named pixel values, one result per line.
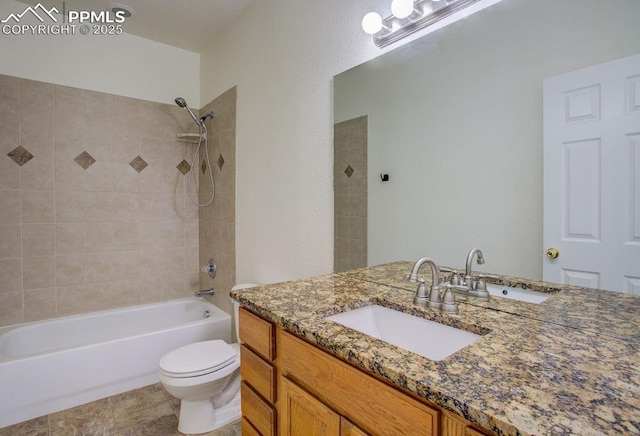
left=334, top=116, right=367, bottom=273
left=0, top=74, right=201, bottom=327
left=198, top=87, right=237, bottom=314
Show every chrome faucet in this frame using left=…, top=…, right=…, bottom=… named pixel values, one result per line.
left=408, top=257, right=458, bottom=313
left=458, top=248, right=498, bottom=299
left=195, top=288, right=215, bottom=298
left=408, top=257, right=434, bottom=283
left=464, top=248, right=485, bottom=290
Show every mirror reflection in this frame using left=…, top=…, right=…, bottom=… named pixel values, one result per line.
left=333, top=0, right=640, bottom=280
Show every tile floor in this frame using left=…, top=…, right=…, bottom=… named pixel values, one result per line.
left=0, top=384, right=241, bottom=436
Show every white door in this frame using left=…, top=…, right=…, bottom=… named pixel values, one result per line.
left=543, top=53, right=640, bottom=293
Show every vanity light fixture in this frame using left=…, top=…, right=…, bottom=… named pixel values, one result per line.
left=362, top=0, right=483, bottom=47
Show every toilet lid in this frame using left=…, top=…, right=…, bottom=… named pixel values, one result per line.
left=159, top=340, right=237, bottom=377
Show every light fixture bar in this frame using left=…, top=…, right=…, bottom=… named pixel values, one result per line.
left=373, top=0, right=483, bottom=47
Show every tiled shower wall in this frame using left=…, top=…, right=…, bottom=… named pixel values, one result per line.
left=334, top=116, right=367, bottom=273
left=0, top=74, right=203, bottom=327
left=198, top=87, right=237, bottom=316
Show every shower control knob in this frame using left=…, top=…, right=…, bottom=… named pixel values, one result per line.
left=202, top=258, right=217, bottom=279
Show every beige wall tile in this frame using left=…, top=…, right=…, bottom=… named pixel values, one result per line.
left=112, top=222, right=138, bottom=250
left=55, top=158, right=85, bottom=191
left=184, top=246, right=199, bottom=273
left=22, top=223, right=54, bottom=257
left=0, top=78, right=205, bottom=326
left=24, top=287, right=56, bottom=322
left=85, top=192, right=115, bottom=222
left=86, top=222, right=114, bottom=252
left=20, top=157, right=54, bottom=191
left=139, top=138, right=166, bottom=166
left=56, top=284, right=88, bottom=316
left=0, top=291, right=23, bottom=326
left=56, top=223, right=85, bottom=254
left=85, top=162, right=114, bottom=192
left=0, top=156, right=20, bottom=190
left=23, top=255, right=55, bottom=290
left=55, top=191, right=86, bottom=222
left=0, top=224, right=22, bottom=258
left=0, top=189, right=21, bottom=224
left=113, top=163, right=138, bottom=192
left=138, top=165, right=164, bottom=193
left=0, top=257, right=22, bottom=293
left=56, top=254, right=86, bottom=286
left=113, top=192, right=142, bottom=221
left=185, top=220, right=199, bottom=247
left=22, top=190, right=54, bottom=223
left=0, top=75, right=21, bottom=154
left=54, top=86, right=85, bottom=160
left=21, top=79, right=55, bottom=159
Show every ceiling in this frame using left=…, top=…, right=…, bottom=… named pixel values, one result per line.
left=19, top=0, right=254, bottom=52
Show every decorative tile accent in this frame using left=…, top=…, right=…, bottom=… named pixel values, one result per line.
left=176, top=160, right=191, bottom=175
left=201, top=159, right=207, bottom=174
left=344, top=165, right=354, bottom=178
left=7, top=145, right=34, bottom=166
left=129, top=155, right=148, bottom=173
left=217, top=154, right=225, bottom=171
left=73, top=151, right=96, bottom=170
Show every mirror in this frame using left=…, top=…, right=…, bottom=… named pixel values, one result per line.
left=333, top=0, right=640, bottom=279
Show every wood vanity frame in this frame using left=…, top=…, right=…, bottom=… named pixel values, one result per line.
left=239, top=307, right=489, bottom=436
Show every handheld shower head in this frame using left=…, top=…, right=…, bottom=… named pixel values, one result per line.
left=174, top=97, right=202, bottom=127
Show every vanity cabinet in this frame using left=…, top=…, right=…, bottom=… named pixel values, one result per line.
left=239, top=308, right=277, bottom=436
left=238, top=307, right=490, bottom=436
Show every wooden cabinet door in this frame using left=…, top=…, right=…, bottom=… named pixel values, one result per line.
left=341, top=418, right=369, bottom=436
left=281, top=377, right=340, bottom=436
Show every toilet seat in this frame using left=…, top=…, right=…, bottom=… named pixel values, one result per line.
left=159, top=340, right=237, bottom=378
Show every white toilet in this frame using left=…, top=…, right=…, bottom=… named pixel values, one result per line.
left=159, top=284, right=258, bottom=434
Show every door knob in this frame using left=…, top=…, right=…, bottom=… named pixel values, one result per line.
left=546, top=248, right=559, bottom=259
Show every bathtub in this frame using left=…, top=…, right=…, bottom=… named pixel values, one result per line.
left=0, top=298, right=231, bottom=428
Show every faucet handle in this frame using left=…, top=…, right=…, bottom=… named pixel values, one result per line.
left=440, top=284, right=460, bottom=313
left=475, top=273, right=499, bottom=291
left=439, top=267, right=461, bottom=285
left=413, top=279, right=429, bottom=306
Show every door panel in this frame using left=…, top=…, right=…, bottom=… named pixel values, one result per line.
left=544, top=53, right=640, bottom=293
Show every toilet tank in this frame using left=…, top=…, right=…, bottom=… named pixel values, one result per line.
left=231, top=284, right=258, bottom=342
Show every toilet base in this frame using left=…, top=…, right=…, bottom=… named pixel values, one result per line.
left=177, top=390, right=241, bottom=435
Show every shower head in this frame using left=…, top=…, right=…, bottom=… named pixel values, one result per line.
left=174, top=97, right=202, bottom=127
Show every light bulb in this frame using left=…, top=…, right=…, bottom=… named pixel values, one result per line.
left=391, top=0, right=415, bottom=19
left=362, top=12, right=383, bottom=35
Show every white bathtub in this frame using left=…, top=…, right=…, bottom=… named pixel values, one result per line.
left=0, top=298, right=231, bottom=428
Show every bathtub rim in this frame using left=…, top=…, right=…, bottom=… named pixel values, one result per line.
left=0, top=297, right=230, bottom=361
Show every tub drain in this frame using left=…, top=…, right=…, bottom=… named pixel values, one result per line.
left=203, top=310, right=211, bottom=318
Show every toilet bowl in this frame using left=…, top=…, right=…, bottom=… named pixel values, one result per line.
left=158, top=284, right=258, bottom=434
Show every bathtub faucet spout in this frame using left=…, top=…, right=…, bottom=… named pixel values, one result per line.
left=195, top=288, right=215, bottom=298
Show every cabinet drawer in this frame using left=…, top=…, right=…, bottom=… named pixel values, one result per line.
left=241, top=381, right=276, bottom=436
left=280, top=331, right=440, bottom=436
left=239, top=308, right=275, bottom=361
left=241, top=344, right=276, bottom=403
left=241, top=418, right=261, bottom=436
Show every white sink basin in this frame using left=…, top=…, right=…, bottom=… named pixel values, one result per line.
left=326, top=305, right=481, bottom=361
left=485, top=283, right=551, bottom=304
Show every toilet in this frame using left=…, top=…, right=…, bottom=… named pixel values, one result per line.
left=159, top=284, right=258, bottom=434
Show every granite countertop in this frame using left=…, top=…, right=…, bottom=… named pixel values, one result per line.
left=231, top=262, right=640, bottom=435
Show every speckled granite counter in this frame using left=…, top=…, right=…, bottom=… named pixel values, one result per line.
left=231, top=264, right=640, bottom=435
